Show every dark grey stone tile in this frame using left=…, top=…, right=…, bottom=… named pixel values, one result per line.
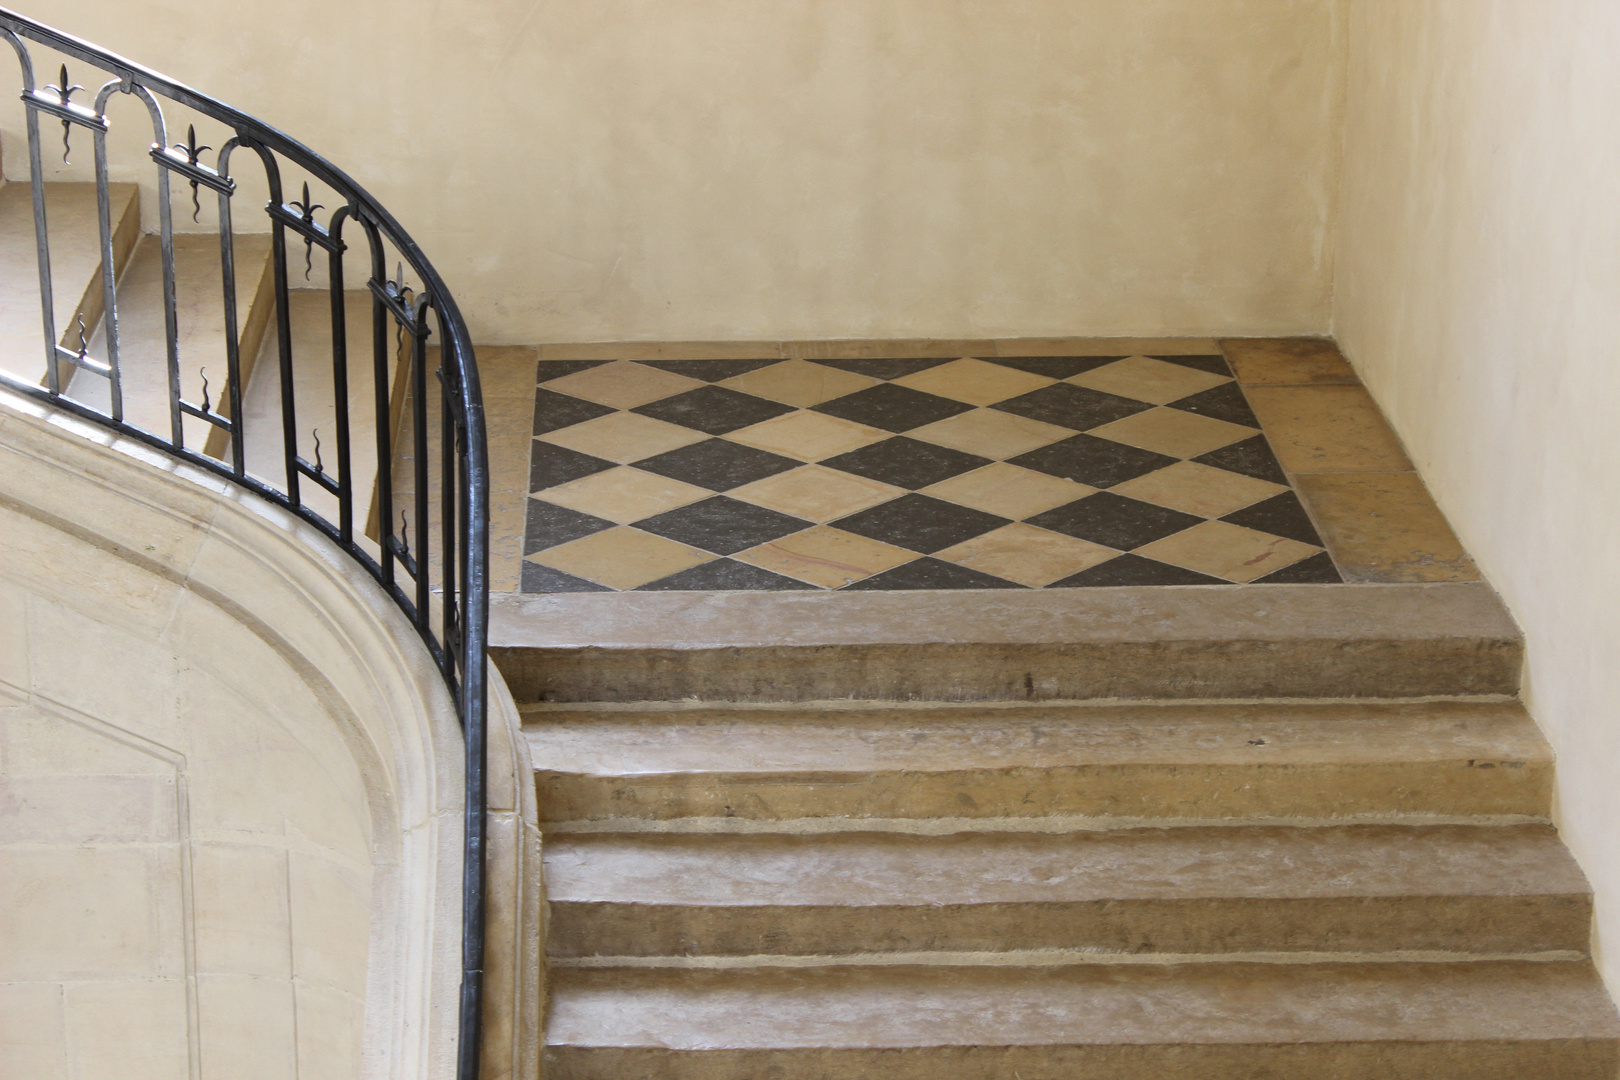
left=632, top=439, right=800, bottom=491
left=632, top=385, right=796, bottom=435
left=821, top=437, right=992, bottom=490
left=530, top=441, right=615, bottom=491
left=832, top=493, right=1009, bottom=554
left=1027, top=492, right=1203, bottom=550
left=813, top=383, right=976, bottom=432
left=988, top=356, right=1125, bottom=379
left=1194, top=435, right=1290, bottom=486
left=1049, top=553, right=1228, bottom=587
left=1010, top=434, right=1177, bottom=488
left=1153, top=354, right=1232, bottom=376
left=1254, top=551, right=1343, bottom=584
left=808, top=357, right=954, bottom=380
left=636, top=358, right=782, bottom=382
left=1221, top=491, right=1323, bottom=546
left=636, top=558, right=818, bottom=591
left=841, top=557, right=1023, bottom=590
left=533, top=387, right=616, bottom=435
left=1166, top=382, right=1258, bottom=428
left=991, top=382, right=1153, bottom=431
left=521, top=561, right=613, bottom=593
left=536, top=359, right=612, bottom=382
left=525, top=498, right=613, bottom=553
left=633, top=497, right=811, bottom=556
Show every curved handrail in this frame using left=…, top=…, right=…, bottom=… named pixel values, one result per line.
left=0, top=10, right=489, bottom=1079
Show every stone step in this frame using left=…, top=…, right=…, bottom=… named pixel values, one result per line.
left=492, top=581, right=1522, bottom=702
left=544, top=960, right=1620, bottom=1079
left=0, top=180, right=140, bottom=387
left=526, top=698, right=1551, bottom=824
left=544, top=823, right=1589, bottom=960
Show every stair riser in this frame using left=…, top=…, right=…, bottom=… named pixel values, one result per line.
left=539, top=761, right=1552, bottom=823
left=548, top=894, right=1591, bottom=960
left=496, top=639, right=1521, bottom=703
left=547, top=1041, right=1619, bottom=1080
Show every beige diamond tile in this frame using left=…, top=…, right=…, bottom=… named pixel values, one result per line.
left=908, top=408, right=1072, bottom=459
left=734, top=526, right=915, bottom=588
left=545, top=360, right=705, bottom=409
left=1088, top=407, right=1255, bottom=459
left=526, top=526, right=714, bottom=589
left=729, top=465, right=904, bottom=523
left=1068, top=355, right=1231, bottom=405
left=892, top=357, right=1055, bottom=406
left=720, top=359, right=881, bottom=407
left=725, top=410, right=888, bottom=461
left=935, top=524, right=1116, bottom=587
left=1110, top=460, right=1288, bottom=518
left=1134, top=520, right=1320, bottom=583
left=922, top=463, right=1095, bottom=519
left=538, top=411, right=707, bottom=463
left=536, top=466, right=708, bottom=523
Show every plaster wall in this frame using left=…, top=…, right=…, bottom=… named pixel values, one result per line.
left=17, top=0, right=1344, bottom=344
left=1333, top=0, right=1620, bottom=993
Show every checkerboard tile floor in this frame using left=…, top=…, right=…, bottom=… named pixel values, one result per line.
left=521, top=353, right=1344, bottom=591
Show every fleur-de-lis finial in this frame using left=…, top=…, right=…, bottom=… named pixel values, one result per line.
left=287, top=181, right=324, bottom=280
left=172, top=124, right=213, bottom=222
left=311, top=428, right=323, bottom=474
left=386, top=262, right=415, bottom=349
left=198, top=367, right=211, bottom=413
left=45, top=64, right=83, bottom=164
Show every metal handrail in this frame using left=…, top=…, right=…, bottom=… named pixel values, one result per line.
left=0, top=10, right=489, bottom=1079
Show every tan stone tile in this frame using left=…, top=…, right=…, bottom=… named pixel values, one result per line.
left=998, top=337, right=1222, bottom=357
left=936, top=523, right=1116, bottom=587
left=786, top=339, right=994, bottom=360
left=536, top=467, right=708, bottom=523
left=725, top=410, right=887, bottom=460
left=543, top=360, right=704, bottom=409
left=908, top=409, right=1072, bottom=459
left=537, top=341, right=786, bottom=361
left=1246, top=385, right=1412, bottom=473
left=469, top=345, right=542, bottom=400
left=720, top=359, right=880, bottom=407
left=891, top=357, right=1054, bottom=406
left=538, top=411, right=707, bottom=463
left=489, top=488, right=526, bottom=593
left=1221, top=337, right=1357, bottom=384
left=922, top=463, right=1094, bottom=519
left=1110, top=461, right=1288, bottom=518
left=1068, top=355, right=1231, bottom=405
left=729, top=466, right=904, bottom=523
left=1088, top=407, right=1255, bottom=459
left=734, top=526, right=914, bottom=588
left=1296, top=472, right=1478, bottom=583
left=1135, top=520, right=1322, bottom=583
left=527, top=526, right=713, bottom=589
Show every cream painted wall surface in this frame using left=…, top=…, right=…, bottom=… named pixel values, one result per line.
left=16, top=0, right=1343, bottom=343
left=1334, top=0, right=1620, bottom=993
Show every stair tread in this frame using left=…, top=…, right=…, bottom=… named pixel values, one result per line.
left=547, top=960, right=1620, bottom=1049
left=528, top=699, right=1546, bottom=776
left=544, top=823, right=1586, bottom=907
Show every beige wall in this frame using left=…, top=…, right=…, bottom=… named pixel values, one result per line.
left=1334, top=0, right=1620, bottom=991
left=20, top=0, right=1344, bottom=344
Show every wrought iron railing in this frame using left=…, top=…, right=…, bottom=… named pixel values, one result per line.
left=0, top=10, right=489, bottom=1078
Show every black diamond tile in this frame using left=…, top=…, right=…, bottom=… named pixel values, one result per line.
left=633, top=496, right=811, bottom=555
left=632, top=385, right=795, bottom=435
left=989, top=355, right=1125, bottom=379
left=808, top=357, right=954, bottom=380
left=1049, top=553, right=1228, bottom=587
left=531, top=441, right=614, bottom=490
left=536, top=359, right=612, bottom=382
left=841, top=557, right=1023, bottom=590
left=1254, top=551, right=1343, bottom=584
left=521, top=560, right=612, bottom=593
left=637, top=358, right=783, bottom=382
left=832, top=493, right=1009, bottom=554
left=1221, top=492, right=1323, bottom=546
left=1152, top=354, right=1232, bottom=376
left=637, top=558, right=817, bottom=591
left=813, top=383, right=976, bottom=432
left=632, top=439, right=799, bottom=491
left=1028, top=492, right=1203, bottom=550
left=1194, top=435, right=1289, bottom=486
left=821, top=436, right=991, bottom=490
left=992, top=382, right=1153, bottom=431
left=525, top=498, right=613, bottom=553
left=533, top=387, right=615, bottom=435
left=1166, top=382, right=1258, bottom=428
left=1010, top=434, right=1177, bottom=488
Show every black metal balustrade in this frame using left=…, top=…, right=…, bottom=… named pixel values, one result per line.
left=0, top=10, right=490, bottom=1079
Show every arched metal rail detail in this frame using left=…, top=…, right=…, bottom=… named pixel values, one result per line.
left=0, top=10, right=490, bottom=1079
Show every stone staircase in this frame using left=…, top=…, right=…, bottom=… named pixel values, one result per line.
left=498, top=584, right=1620, bottom=1078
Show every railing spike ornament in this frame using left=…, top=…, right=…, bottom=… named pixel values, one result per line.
left=0, top=11, right=490, bottom=1079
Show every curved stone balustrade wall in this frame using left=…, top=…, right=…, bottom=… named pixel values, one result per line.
left=0, top=390, right=541, bottom=1080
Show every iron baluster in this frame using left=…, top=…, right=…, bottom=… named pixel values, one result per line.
left=215, top=140, right=245, bottom=476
